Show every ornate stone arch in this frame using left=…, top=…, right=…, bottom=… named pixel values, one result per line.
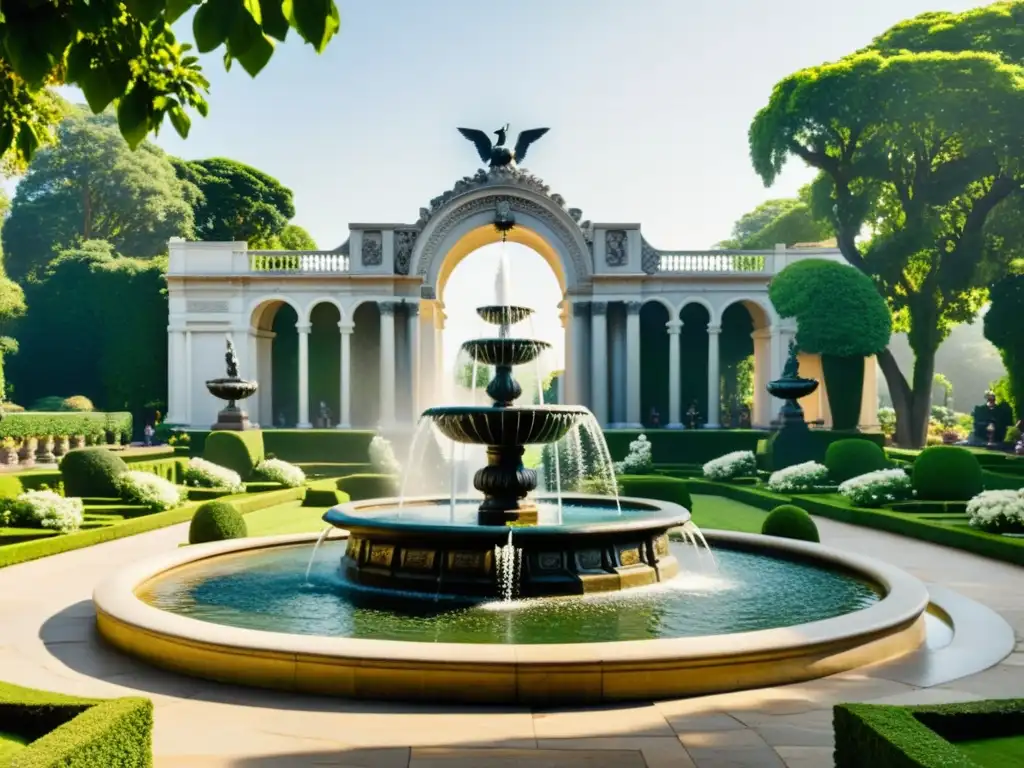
left=409, top=170, right=593, bottom=297
left=302, top=296, right=346, bottom=325
left=249, top=295, right=302, bottom=330
left=719, top=296, right=776, bottom=330
left=677, top=296, right=717, bottom=326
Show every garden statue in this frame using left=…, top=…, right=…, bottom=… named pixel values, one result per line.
left=649, top=406, right=661, bottom=428
left=765, top=339, right=820, bottom=469
left=969, top=391, right=1013, bottom=447
left=318, top=401, right=332, bottom=428
left=458, top=124, right=550, bottom=169
left=206, top=334, right=258, bottom=431
left=685, top=401, right=701, bottom=429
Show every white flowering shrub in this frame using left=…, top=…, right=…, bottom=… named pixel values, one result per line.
left=256, top=458, right=305, bottom=488
left=116, top=471, right=185, bottom=512
left=966, top=490, right=1024, bottom=534
left=183, top=458, right=244, bottom=492
left=703, top=450, right=757, bottom=481
left=10, top=490, right=84, bottom=533
left=615, top=434, right=653, bottom=475
left=767, top=461, right=830, bottom=493
left=369, top=435, right=401, bottom=476
left=838, top=469, right=914, bottom=508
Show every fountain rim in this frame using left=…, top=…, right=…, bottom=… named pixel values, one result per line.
left=422, top=403, right=591, bottom=417
left=322, top=493, right=691, bottom=536
left=93, top=528, right=929, bottom=703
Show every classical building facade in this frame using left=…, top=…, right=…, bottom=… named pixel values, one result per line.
left=165, top=166, right=877, bottom=431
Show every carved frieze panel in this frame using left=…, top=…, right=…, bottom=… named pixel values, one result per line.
left=361, top=230, right=383, bottom=267
left=393, top=229, right=417, bottom=275
left=605, top=229, right=628, bottom=267
left=187, top=300, right=229, bottom=313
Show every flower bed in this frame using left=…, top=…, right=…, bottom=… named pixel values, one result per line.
left=4, top=490, right=84, bottom=533
left=615, top=434, right=654, bottom=475
left=182, top=457, right=244, bottom=492
left=767, top=461, right=830, bottom=493
left=255, top=458, right=306, bottom=488
left=838, top=468, right=914, bottom=508
left=115, top=471, right=185, bottom=512
left=966, top=490, right=1024, bottom=534
left=702, top=450, right=757, bottom=481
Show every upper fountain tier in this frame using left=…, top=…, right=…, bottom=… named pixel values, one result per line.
left=462, top=338, right=550, bottom=367
left=476, top=304, right=534, bottom=326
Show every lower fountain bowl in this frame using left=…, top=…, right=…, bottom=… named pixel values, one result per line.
left=423, top=404, right=590, bottom=445
left=323, top=494, right=689, bottom=598
left=205, top=378, right=258, bottom=402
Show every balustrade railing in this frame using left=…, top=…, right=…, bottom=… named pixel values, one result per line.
left=249, top=250, right=350, bottom=273
left=657, top=251, right=769, bottom=274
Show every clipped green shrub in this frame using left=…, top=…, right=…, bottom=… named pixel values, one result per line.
left=825, top=438, right=889, bottom=483
left=617, top=475, right=693, bottom=511
left=59, top=448, right=129, bottom=498
left=336, top=473, right=400, bottom=501
left=188, top=501, right=247, bottom=544
left=60, top=395, right=95, bottom=412
left=761, top=504, right=819, bottom=542
left=29, top=396, right=66, bottom=412
left=203, top=430, right=265, bottom=481
left=0, top=681, right=153, bottom=768
left=912, top=446, right=983, bottom=501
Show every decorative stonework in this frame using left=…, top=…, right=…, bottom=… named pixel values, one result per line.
left=626, top=301, right=642, bottom=315
left=420, top=285, right=437, bottom=300
left=186, top=300, right=229, bottom=313
left=407, top=303, right=420, bottom=317
left=591, top=301, right=608, bottom=315
left=378, top=300, right=398, bottom=315
left=361, top=231, right=383, bottom=266
left=640, top=237, right=661, bottom=275
left=393, top=229, right=417, bottom=275
left=605, top=230, right=628, bottom=267
left=572, top=301, right=590, bottom=317
left=334, top=237, right=350, bottom=256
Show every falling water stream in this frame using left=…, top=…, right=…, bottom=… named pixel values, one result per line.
left=494, top=530, right=522, bottom=602
left=304, top=526, right=334, bottom=582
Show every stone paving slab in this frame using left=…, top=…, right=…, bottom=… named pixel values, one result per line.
left=0, top=516, right=1021, bottom=767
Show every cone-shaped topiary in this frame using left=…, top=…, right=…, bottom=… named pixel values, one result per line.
left=189, top=501, right=247, bottom=544
left=825, top=439, right=889, bottom=484
left=761, top=504, right=820, bottom=543
left=59, top=448, right=129, bottom=498
left=912, top=446, right=983, bottom=501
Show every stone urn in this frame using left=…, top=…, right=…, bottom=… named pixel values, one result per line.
left=0, top=440, right=18, bottom=466
left=206, top=335, right=258, bottom=431
left=35, top=435, right=56, bottom=464
left=18, top=437, right=37, bottom=467
left=69, top=435, right=86, bottom=450
left=52, top=435, right=71, bottom=458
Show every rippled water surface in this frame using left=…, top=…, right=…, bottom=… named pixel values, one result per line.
left=140, top=542, right=880, bottom=644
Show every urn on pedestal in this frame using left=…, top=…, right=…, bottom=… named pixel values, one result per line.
left=206, top=336, right=258, bottom=431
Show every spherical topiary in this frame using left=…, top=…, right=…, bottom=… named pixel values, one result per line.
left=59, top=448, right=129, bottom=498
left=60, top=395, right=95, bottom=412
left=912, top=446, right=983, bottom=501
left=335, top=473, right=400, bottom=501
left=825, top=439, right=889, bottom=484
left=189, top=501, right=247, bottom=544
left=617, top=475, right=693, bottom=512
left=762, top=505, right=820, bottom=543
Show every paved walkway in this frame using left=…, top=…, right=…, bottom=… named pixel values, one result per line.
left=0, top=519, right=1021, bottom=768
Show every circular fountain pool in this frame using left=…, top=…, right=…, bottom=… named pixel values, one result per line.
left=94, top=528, right=929, bottom=705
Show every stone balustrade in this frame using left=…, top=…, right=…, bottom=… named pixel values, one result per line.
left=248, top=250, right=350, bottom=273
left=657, top=251, right=771, bottom=274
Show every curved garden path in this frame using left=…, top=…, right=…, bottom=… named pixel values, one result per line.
left=0, top=514, right=1022, bottom=768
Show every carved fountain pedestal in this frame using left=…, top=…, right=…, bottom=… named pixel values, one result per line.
left=206, top=336, right=258, bottom=431
left=765, top=341, right=820, bottom=469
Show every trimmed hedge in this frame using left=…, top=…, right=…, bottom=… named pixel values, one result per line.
left=204, top=431, right=265, bottom=481
left=303, top=478, right=351, bottom=507
left=603, top=430, right=768, bottom=465
left=825, top=439, right=889, bottom=484
left=617, top=474, right=693, bottom=511
left=0, top=412, right=132, bottom=441
left=762, top=504, right=819, bottom=543
left=59, top=449, right=128, bottom=498
left=189, top=501, right=247, bottom=544
left=0, top=680, right=152, bottom=767
left=336, top=473, right=400, bottom=501
left=912, top=446, right=984, bottom=501
left=761, top=430, right=885, bottom=471
left=263, top=429, right=376, bottom=464
left=834, top=699, right=1024, bottom=768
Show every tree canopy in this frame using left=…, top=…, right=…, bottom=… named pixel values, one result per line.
left=1, top=110, right=197, bottom=281
left=984, top=273, right=1024, bottom=416
left=719, top=187, right=832, bottom=249
left=272, top=224, right=318, bottom=250
left=749, top=0, right=1024, bottom=445
left=172, top=157, right=295, bottom=245
left=0, top=1, right=340, bottom=169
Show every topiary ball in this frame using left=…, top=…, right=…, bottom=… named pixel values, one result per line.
left=825, top=439, right=889, bottom=484
left=189, top=501, right=247, bottom=544
left=761, top=505, right=820, bottom=543
left=912, top=446, right=984, bottom=501
left=617, top=475, right=693, bottom=512
left=59, top=448, right=129, bottom=498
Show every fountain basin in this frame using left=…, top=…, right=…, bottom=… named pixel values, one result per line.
left=461, top=338, right=551, bottom=367
left=205, top=377, right=258, bottom=402
left=93, top=529, right=929, bottom=705
left=324, top=494, right=690, bottom=597
left=476, top=305, right=534, bottom=325
left=424, top=404, right=589, bottom=445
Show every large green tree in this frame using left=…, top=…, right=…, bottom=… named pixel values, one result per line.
left=749, top=2, right=1024, bottom=446
left=719, top=187, right=832, bottom=249
left=2, top=110, right=197, bottom=281
left=0, top=189, right=26, bottom=405
left=0, top=1, right=340, bottom=169
left=984, top=273, right=1024, bottom=417
left=172, top=157, right=295, bottom=245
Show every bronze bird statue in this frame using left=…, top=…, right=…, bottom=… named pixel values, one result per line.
left=457, top=124, right=549, bottom=169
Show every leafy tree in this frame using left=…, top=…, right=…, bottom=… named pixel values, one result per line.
left=0, top=189, right=25, bottom=405
left=719, top=187, right=832, bottom=249
left=932, top=373, right=954, bottom=409
left=749, top=2, right=1024, bottom=446
left=1, top=110, right=197, bottom=281
left=770, top=259, right=892, bottom=430
left=172, top=157, right=295, bottom=245
left=984, top=274, right=1024, bottom=417
left=0, top=1, right=341, bottom=168
left=456, top=361, right=491, bottom=390
left=274, top=224, right=318, bottom=250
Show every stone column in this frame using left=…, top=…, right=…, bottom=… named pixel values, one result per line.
left=166, top=326, right=187, bottom=424
left=706, top=323, right=722, bottom=429
left=571, top=301, right=589, bottom=407
left=432, top=306, right=446, bottom=403
left=246, top=328, right=260, bottom=427
left=338, top=321, right=353, bottom=428
left=590, top=301, right=609, bottom=425
left=256, top=330, right=275, bottom=427
left=625, top=301, right=643, bottom=428
left=407, top=303, right=421, bottom=418
left=296, top=322, right=312, bottom=428
left=752, top=328, right=772, bottom=428
left=667, top=321, right=682, bottom=428
left=379, top=301, right=397, bottom=426
left=185, top=330, right=193, bottom=427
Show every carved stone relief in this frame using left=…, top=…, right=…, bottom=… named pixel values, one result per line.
left=361, top=231, right=383, bottom=267
left=420, top=285, right=437, bottom=300
left=393, top=230, right=417, bottom=275
left=187, top=300, right=229, bottom=313
left=605, top=230, right=628, bottom=267
left=640, top=237, right=661, bottom=275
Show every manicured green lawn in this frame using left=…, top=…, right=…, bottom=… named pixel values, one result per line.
left=242, top=494, right=769, bottom=538
left=955, top=734, right=1024, bottom=766
left=0, top=730, right=28, bottom=758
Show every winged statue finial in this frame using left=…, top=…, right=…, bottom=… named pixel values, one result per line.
left=457, top=124, right=549, bottom=169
